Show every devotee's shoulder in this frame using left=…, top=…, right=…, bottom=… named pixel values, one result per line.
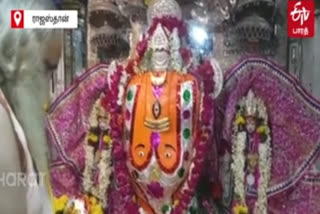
left=0, top=103, right=12, bottom=133
left=0, top=98, right=24, bottom=175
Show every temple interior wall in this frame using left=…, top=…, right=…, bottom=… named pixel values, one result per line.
left=300, top=15, right=320, bottom=100
left=50, top=0, right=320, bottom=100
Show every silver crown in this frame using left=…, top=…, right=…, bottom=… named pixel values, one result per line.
left=150, top=23, right=170, bottom=50
left=242, top=90, right=267, bottom=121
left=245, top=90, right=257, bottom=116
left=147, top=0, right=182, bottom=25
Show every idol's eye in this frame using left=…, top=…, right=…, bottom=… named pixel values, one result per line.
left=135, top=144, right=146, bottom=158
left=164, top=144, right=176, bottom=159
left=138, top=151, right=145, bottom=157
left=165, top=152, right=172, bottom=159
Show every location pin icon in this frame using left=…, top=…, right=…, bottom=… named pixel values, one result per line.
left=14, top=11, right=22, bottom=26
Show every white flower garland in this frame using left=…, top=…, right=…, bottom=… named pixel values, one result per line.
left=96, top=149, right=112, bottom=207
left=83, top=134, right=113, bottom=208
left=82, top=96, right=113, bottom=208
left=231, top=90, right=272, bottom=214
left=231, top=131, right=247, bottom=204
left=255, top=135, right=271, bottom=214
left=83, top=145, right=94, bottom=193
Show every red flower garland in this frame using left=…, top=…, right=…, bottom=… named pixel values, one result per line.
left=102, top=64, right=140, bottom=214
left=180, top=48, right=193, bottom=65
left=136, top=36, right=149, bottom=59
left=148, top=16, right=187, bottom=37
left=172, top=61, right=215, bottom=214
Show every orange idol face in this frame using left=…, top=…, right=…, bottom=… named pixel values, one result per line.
left=123, top=71, right=200, bottom=213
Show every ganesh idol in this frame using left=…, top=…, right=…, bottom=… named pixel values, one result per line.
left=47, top=0, right=223, bottom=214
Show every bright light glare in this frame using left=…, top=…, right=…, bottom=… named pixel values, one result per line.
left=190, top=26, right=208, bottom=46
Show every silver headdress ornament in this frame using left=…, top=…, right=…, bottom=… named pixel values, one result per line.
left=170, top=28, right=183, bottom=71
left=245, top=90, right=257, bottom=116
left=243, top=90, right=267, bottom=120
left=150, top=23, right=170, bottom=51
left=147, top=0, right=182, bottom=25
left=170, top=28, right=180, bottom=51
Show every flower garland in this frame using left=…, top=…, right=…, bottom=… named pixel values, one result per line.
left=96, top=149, right=112, bottom=207
left=231, top=131, right=246, bottom=205
left=147, top=17, right=187, bottom=38
left=83, top=145, right=94, bottom=193
left=231, top=90, right=271, bottom=214
left=82, top=96, right=113, bottom=208
left=106, top=63, right=140, bottom=214
left=169, top=60, right=215, bottom=214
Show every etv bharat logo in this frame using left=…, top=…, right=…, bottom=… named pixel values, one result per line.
left=288, top=1, right=315, bottom=38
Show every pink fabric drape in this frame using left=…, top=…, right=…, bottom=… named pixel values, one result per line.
left=47, top=63, right=110, bottom=197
